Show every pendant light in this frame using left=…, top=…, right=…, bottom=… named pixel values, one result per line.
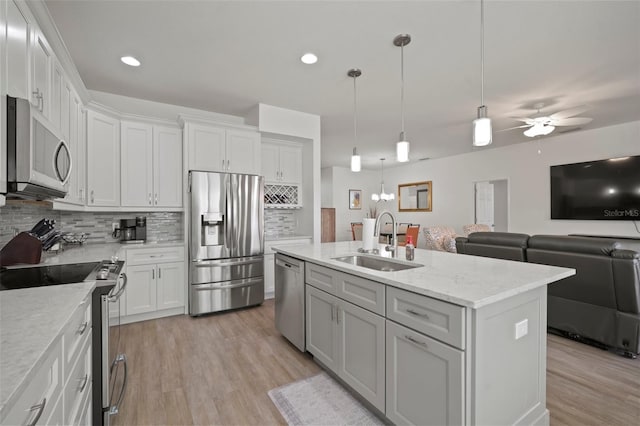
left=371, top=158, right=395, bottom=201
left=473, top=0, right=492, bottom=147
left=348, top=68, right=362, bottom=172
left=394, top=34, right=411, bottom=162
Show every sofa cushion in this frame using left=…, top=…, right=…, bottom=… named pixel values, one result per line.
left=467, top=232, right=530, bottom=248
left=528, top=235, right=620, bottom=256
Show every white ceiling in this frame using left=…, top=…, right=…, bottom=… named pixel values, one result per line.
left=44, top=0, right=640, bottom=170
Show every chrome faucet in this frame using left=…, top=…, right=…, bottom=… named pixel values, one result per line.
left=374, top=210, right=397, bottom=258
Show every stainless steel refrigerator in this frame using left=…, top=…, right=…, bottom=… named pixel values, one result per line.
left=188, top=171, right=264, bottom=315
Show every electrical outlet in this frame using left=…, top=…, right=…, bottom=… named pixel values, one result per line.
left=515, top=319, right=528, bottom=340
left=112, top=222, right=119, bottom=232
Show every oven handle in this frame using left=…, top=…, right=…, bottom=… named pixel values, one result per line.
left=107, top=273, right=128, bottom=302
left=109, top=354, right=128, bottom=416
left=101, top=295, right=109, bottom=407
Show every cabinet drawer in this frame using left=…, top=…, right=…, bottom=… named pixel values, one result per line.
left=336, top=271, right=385, bottom=315
left=62, top=296, right=91, bottom=373
left=387, top=286, right=465, bottom=350
left=1, top=339, right=63, bottom=426
left=126, top=246, right=185, bottom=265
left=305, top=262, right=338, bottom=293
left=64, top=336, right=91, bottom=425
left=305, top=263, right=384, bottom=315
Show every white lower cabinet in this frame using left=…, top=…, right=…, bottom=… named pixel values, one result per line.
left=305, top=285, right=385, bottom=411
left=121, top=246, right=186, bottom=322
left=125, top=264, right=157, bottom=315
left=0, top=295, right=92, bottom=426
left=386, top=320, right=464, bottom=426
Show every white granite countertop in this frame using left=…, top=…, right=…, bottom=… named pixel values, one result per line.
left=265, top=234, right=313, bottom=242
left=0, top=282, right=96, bottom=414
left=273, top=241, right=575, bottom=309
left=7, top=241, right=185, bottom=269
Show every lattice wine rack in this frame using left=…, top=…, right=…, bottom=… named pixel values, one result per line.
left=264, top=184, right=301, bottom=208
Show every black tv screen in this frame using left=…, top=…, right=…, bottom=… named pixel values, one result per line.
left=550, top=155, right=640, bottom=220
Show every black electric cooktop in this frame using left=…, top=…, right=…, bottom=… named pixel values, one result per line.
left=0, top=262, right=100, bottom=291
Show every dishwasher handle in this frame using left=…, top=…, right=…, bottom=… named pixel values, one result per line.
left=275, top=256, right=301, bottom=272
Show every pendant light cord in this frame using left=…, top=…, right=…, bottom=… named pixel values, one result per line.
left=353, top=74, right=358, bottom=144
left=480, top=0, right=485, bottom=106
left=400, top=44, right=405, bottom=134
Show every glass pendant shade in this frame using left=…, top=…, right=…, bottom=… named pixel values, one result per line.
left=350, top=148, right=361, bottom=172
left=372, top=158, right=394, bottom=201
left=473, top=117, right=492, bottom=146
left=396, top=138, right=409, bottom=162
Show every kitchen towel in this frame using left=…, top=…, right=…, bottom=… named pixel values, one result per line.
left=362, top=218, right=376, bottom=251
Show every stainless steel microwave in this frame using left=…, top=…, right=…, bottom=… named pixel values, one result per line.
left=6, top=96, right=71, bottom=199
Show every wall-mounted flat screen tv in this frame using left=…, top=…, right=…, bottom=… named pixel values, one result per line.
left=550, top=155, right=640, bottom=220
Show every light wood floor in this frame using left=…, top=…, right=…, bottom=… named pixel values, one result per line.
left=112, top=300, right=639, bottom=426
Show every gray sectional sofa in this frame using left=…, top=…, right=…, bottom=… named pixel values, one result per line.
left=455, top=232, right=640, bottom=357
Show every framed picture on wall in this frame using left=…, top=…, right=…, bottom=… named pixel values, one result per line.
left=349, top=189, right=362, bottom=210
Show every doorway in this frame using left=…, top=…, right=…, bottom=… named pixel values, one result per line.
left=474, top=179, right=509, bottom=232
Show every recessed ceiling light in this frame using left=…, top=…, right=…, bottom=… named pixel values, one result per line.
left=300, top=53, right=318, bottom=65
left=121, top=56, right=141, bottom=67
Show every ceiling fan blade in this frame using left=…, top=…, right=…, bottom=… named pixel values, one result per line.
left=549, top=105, right=589, bottom=120
left=553, top=117, right=593, bottom=126
left=511, top=117, right=535, bottom=124
left=497, top=124, right=532, bottom=132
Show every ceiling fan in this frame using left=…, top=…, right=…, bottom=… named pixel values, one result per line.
left=502, top=104, right=593, bottom=137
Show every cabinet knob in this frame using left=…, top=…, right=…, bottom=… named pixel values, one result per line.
left=90, top=190, right=95, bottom=204
left=155, top=193, right=158, bottom=205
left=149, top=193, right=152, bottom=205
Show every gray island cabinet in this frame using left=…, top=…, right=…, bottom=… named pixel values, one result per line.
left=274, top=241, right=575, bottom=426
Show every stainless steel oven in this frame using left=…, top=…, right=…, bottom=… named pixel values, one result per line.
left=88, top=261, right=127, bottom=426
left=6, top=95, right=71, bottom=199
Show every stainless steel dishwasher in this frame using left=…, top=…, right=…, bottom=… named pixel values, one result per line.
left=275, top=254, right=305, bottom=352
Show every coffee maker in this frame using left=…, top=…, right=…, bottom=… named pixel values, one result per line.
left=113, top=216, right=147, bottom=243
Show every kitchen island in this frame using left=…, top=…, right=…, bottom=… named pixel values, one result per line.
left=273, top=241, right=575, bottom=426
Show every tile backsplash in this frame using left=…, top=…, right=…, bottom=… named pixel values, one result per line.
left=264, top=209, right=297, bottom=237
left=0, top=202, right=183, bottom=246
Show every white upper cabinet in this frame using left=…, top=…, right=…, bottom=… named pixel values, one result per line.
left=30, top=27, right=51, bottom=118
left=185, top=122, right=260, bottom=174
left=6, top=0, right=31, bottom=100
left=187, top=123, right=225, bottom=172
left=64, top=91, right=85, bottom=205
left=225, top=129, right=261, bottom=174
left=121, top=121, right=153, bottom=207
left=260, top=143, right=279, bottom=182
left=87, top=109, right=120, bottom=206
left=261, top=141, right=302, bottom=184
left=121, top=121, right=182, bottom=208
left=153, top=126, right=182, bottom=207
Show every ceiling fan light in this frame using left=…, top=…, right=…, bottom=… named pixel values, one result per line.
left=541, top=125, right=555, bottom=136
left=350, top=148, right=361, bottom=172
left=523, top=125, right=539, bottom=137
left=473, top=117, right=492, bottom=146
left=371, top=193, right=380, bottom=201
left=396, top=138, right=409, bottom=162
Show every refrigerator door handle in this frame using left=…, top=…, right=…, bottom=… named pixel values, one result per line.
left=193, top=257, right=263, bottom=267
left=193, top=277, right=263, bottom=290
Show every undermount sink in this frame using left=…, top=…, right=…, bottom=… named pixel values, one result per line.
left=332, top=255, right=422, bottom=272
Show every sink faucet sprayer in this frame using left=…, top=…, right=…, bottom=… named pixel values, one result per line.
left=374, top=211, right=397, bottom=258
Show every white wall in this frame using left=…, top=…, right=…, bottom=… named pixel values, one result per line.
left=323, top=121, right=640, bottom=246
left=322, top=167, right=380, bottom=241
